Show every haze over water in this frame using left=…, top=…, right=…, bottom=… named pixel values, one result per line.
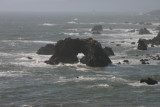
left=0, top=0, right=160, bottom=107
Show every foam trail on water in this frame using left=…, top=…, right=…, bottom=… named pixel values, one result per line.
left=41, top=23, right=57, bottom=26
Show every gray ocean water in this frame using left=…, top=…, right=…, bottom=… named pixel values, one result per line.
left=0, top=12, right=160, bottom=107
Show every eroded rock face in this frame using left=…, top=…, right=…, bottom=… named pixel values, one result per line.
left=137, top=39, right=147, bottom=50
left=103, top=47, right=114, bottom=56
left=37, top=44, right=55, bottom=55
left=45, top=38, right=111, bottom=67
left=139, top=28, right=151, bottom=35
left=140, top=77, right=158, bottom=85
left=149, top=31, right=160, bottom=45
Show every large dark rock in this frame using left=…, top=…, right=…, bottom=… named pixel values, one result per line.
left=139, top=28, right=151, bottom=35
left=45, top=38, right=111, bottom=67
left=103, top=47, right=114, bottom=56
left=137, top=39, right=147, bottom=50
left=37, top=44, right=55, bottom=55
left=91, top=25, right=103, bottom=34
left=140, top=77, right=158, bottom=85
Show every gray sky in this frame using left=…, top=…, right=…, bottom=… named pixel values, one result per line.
left=0, top=0, right=160, bottom=13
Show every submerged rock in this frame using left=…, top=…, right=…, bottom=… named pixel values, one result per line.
left=137, top=39, right=147, bottom=50
left=37, top=44, right=55, bottom=55
left=140, top=77, right=158, bottom=85
left=128, top=29, right=135, bottom=33
left=45, top=38, right=111, bottom=67
left=27, top=56, right=32, bottom=59
left=139, top=28, right=151, bottom=35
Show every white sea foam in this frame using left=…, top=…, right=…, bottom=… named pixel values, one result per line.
left=62, top=32, right=79, bottom=36
left=76, top=67, right=89, bottom=72
left=55, top=76, right=107, bottom=84
left=0, top=71, right=28, bottom=77
left=128, top=81, right=149, bottom=87
left=1, top=40, right=56, bottom=44
left=152, top=23, right=160, bottom=26
left=88, top=84, right=109, bottom=88
left=109, top=76, right=128, bottom=82
left=67, top=21, right=77, bottom=24
left=41, top=23, right=57, bottom=26
left=5, top=52, right=53, bottom=68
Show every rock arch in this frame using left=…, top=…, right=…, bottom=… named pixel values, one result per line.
left=45, top=38, right=111, bottom=67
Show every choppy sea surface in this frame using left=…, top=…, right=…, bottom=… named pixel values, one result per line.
left=0, top=12, right=160, bottom=107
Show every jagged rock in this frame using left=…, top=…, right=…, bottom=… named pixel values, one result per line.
left=140, top=77, right=158, bottom=85
left=45, top=38, right=111, bottom=67
left=141, top=61, right=149, bottom=64
left=123, top=60, right=129, bottom=63
left=149, top=31, right=160, bottom=45
left=103, top=47, right=114, bottom=56
left=116, top=44, right=121, bottom=46
left=27, top=56, right=32, bottom=59
left=91, top=25, right=103, bottom=34
left=138, top=32, right=160, bottom=45
left=131, top=42, right=136, bottom=45
left=137, top=39, right=147, bottom=50
left=139, top=28, right=151, bottom=35
left=37, top=44, right=55, bottom=55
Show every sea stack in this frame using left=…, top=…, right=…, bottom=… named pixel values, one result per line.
left=45, top=38, right=111, bottom=67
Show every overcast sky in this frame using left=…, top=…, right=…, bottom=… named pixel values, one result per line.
left=0, top=0, right=160, bottom=13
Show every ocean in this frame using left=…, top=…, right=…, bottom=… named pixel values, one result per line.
left=0, top=12, right=160, bottom=107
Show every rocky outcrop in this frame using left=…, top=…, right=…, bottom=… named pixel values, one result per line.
left=143, top=31, right=160, bottom=45
left=139, top=28, right=151, bottom=35
left=37, top=44, right=55, bottom=55
left=128, top=29, right=135, bottom=33
left=140, top=77, right=158, bottom=85
left=137, top=39, right=147, bottom=50
left=103, top=47, right=114, bottom=56
left=91, top=25, right=103, bottom=34
left=45, top=38, right=111, bottom=67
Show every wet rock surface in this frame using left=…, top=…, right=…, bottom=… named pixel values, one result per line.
left=139, top=28, right=151, bottom=35
left=137, top=39, right=147, bottom=50
left=140, top=77, right=158, bottom=85
left=37, top=44, right=55, bottom=55
left=45, top=38, right=111, bottom=67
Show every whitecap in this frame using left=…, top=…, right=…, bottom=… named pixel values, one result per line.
left=62, top=32, right=79, bottom=36
left=41, top=23, right=57, bottom=26
left=1, top=40, right=56, bottom=44
left=128, top=81, right=149, bottom=87
left=67, top=21, right=77, bottom=24
left=109, top=76, right=128, bottom=82
left=129, top=81, right=160, bottom=87
left=0, top=71, right=28, bottom=77
left=88, top=84, right=109, bottom=88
